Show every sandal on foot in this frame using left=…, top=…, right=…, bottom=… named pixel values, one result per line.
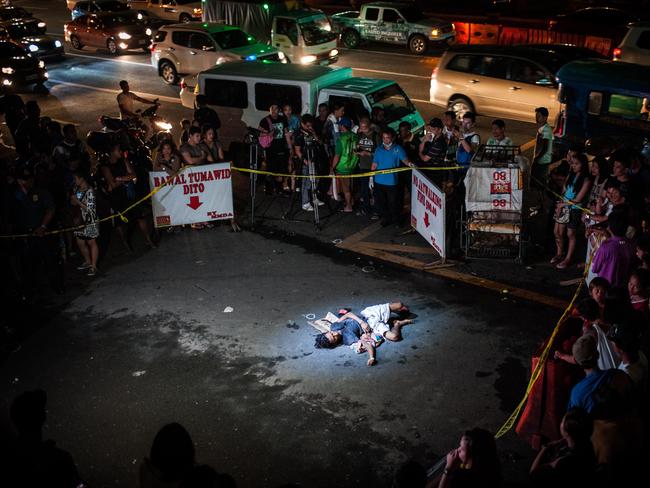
left=550, top=255, right=563, bottom=264
left=556, top=260, right=569, bottom=270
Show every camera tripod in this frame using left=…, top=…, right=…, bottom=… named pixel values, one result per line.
left=245, top=131, right=260, bottom=227
left=282, top=144, right=323, bottom=230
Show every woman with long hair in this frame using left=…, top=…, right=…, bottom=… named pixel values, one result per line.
left=552, top=152, right=592, bottom=270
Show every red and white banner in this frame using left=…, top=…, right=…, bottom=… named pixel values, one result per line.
left=410, top=169, right=446, bottom=258
left=149, top=162, right=234, bottom=228
left=464, top=167, right=523, bottom=212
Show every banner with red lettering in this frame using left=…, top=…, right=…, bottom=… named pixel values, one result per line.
left=464, top=167, right=523, bottom=212
left=410, top=170, right=446, bottom=258
left=149, top=163, right=234, bottom=227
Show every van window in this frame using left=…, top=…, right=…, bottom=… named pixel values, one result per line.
left=189, top=33, right=213, bottom=51
left=255, top=83, right=301, bottom=112
left=637, top=30, right=650, bottom=50
left=588, top=92, right=602, bottom=115
left=327, top=95, right=366, bottom=124
left=172, top=31, right=191, bottom=47
left=365, top=7, right=379, bottom=21
left=204, top=79, right=248, bottom=108
left=276, top=17, right=298, bottom=45
left=446, top=55, right=480, bottom=74
left=478, top=56, right=508, bottom=79
left=608, top=94, right=645, bottom=118
left=509, top=59, right=549, bottom=85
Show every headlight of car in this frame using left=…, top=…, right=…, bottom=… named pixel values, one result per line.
left=38, top=22, right=46, bottom=29
left=38, top=60, right=45, bottom=69
left=330, top=49, right=338, bottom=57
left=431, top=29, right=439, bottom=37
left=118, top=32, right=132, bottom=40
left=193, top=8, right=202, bottom=14
left=145, top=28, right=152, bottom=36
left=28, top=44, right=39, bottom=52
left=300, top=55, right=317, bottom=64
left=1, top=67, right=14, bottom=74
left=55, top=40, right=62, bottom=48
left=277, top=51, right=285, bottom=60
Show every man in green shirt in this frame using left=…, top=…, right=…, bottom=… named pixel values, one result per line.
left=330, top=118, right=359, bottom=212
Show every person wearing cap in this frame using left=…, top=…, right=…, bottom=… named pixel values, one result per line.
left=567, top=335, right=611, bottom=414
left=330, top=117, right=359, bottom=213
left=372, top=128, right=413, bottom=227
left=608, top=322, right=648, bottom=395
left=9, top=167, right=62, bottom=296
left=532, top=107, right=553, bottom=190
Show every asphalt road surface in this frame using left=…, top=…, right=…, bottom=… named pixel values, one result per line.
left=7, top=0, right=537, bottom=148
left=0, top=2, right=555, bottom=487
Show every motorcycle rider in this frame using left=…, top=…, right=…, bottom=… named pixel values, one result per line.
left=117, top=80, right=157, bottom=122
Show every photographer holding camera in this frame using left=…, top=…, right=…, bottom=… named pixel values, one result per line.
left=294, top=114, right=325, bottom=211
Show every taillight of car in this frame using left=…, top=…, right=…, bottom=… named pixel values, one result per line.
left=553, top=106, right=566, bottom=138
left=432, top=66, right=438, bottom=79
left=150, top=43, right=156, bottom=53
left=613, top=47, right=622, bottom=60
left=180, top=81, right=187, bottom=90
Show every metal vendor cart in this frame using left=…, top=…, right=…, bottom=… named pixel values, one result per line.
left=460, top=145, right=529, bottom=263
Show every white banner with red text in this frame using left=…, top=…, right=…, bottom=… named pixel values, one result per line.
left=410, top=169, right=446, bottom=259
left=464, top=167, right=523, bottom=212
left=149, top=163, right=233, bottom=228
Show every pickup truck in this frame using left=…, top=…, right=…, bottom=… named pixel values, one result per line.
left=330, top=2, right=455, bottom=54
left=128, top=0, right=201, bottom=23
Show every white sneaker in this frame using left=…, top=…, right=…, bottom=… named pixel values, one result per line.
left=302, top=203, right=314, bottom=211
left=313, top=199, right=325, bottom=206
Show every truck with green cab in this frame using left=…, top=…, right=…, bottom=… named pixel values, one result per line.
left=181, top=61, right=424, bottom=148
left=330, top=1, right=455, bottom=54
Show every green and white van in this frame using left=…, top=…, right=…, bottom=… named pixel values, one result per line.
left=180, top=61, right=425, bottom=148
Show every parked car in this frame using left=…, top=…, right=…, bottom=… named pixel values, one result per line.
left=0, top=19, right=64, bottom=59
left=64, top=11, right=152, bottom=55
left=0, top=6, right=34, bottom=21
left=549, top=7, right=639, bottom=47
left=151, top=22, right=285, bottom=85
left=330, top=2, right=455, bottom=54
left=614, top=22, right=650, bottom=65
left=70, top=0, right=130, bottom=20
left=429, top=44, right=605, bottom=123
left=0, top=39, right=48, bottom=89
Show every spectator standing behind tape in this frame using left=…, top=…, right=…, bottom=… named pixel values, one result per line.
left=258, top=103, right=291, bottom=195
left=355, top=117, right=379, bottom=217
left=70, top=171, right=100, bottom=277
left=371, top=128, right=412, bottom=227
left=589, top=210, right=637, bottom=289
left=532, top=107, right=553, bottom=190
left=453, top=111, right=480, bottom=176
left=330, top=117, right=358, bottom=213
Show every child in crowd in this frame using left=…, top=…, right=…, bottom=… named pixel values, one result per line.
left=179, top=118, right=191, bottom=146
left=628, top=269, right=649, bottom=316
left=589, top=277, right=610, bottom=321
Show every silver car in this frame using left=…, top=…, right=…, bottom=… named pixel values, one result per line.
left=430, top=44, right=603, bottom=122
left=151, top=22, right=286, bottom=85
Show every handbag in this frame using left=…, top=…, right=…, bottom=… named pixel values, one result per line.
left=258, top=117, right=274, bottom=149
left=554, top=204, right=570, bottom=224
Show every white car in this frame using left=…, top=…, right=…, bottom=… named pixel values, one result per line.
left=613, top=22, right=650, bottom=65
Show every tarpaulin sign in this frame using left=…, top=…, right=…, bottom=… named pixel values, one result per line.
left=149, top=162, right=233, bottom=227
left=464, top=167, right=523, bottom=212
left=410, top=169, right=446, bottom=258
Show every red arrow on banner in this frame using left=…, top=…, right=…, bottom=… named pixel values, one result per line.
left=187, top=195, right=203, bottom=210
left=424, top=212, right=430, bottom=228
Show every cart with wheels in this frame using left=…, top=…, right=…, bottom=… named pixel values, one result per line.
left=461, top=145, right=528, bottom=263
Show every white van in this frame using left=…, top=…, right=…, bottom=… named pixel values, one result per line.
left=183, top=61, right=425, bottom=149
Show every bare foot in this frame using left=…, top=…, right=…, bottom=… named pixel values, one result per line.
left=396, top=319, right=414, bottom=327
left=230, top=221, right=242, bottom=232
left=367, top=358, right=377, bottom=367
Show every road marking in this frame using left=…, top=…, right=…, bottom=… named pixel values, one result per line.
left=351, top=67, right=430, bottom=79
left=340, top=47, right=441, bottom=60
left=339, top=240, right=567, bottom=309
left=66, top=52, right=152, bottom=68
left=412, top=98, right=435, bottom=105
left=48, top=78, right=181, bottom=105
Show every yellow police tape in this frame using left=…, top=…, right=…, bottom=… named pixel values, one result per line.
left=1, top=163, right=459, bottom=239
left=494, top=252, right=593, bottom=439
left=230, top=164, right=462, bottom=179
left=531, top=175, right=594, bottom=216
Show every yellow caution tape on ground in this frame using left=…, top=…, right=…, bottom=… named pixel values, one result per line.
left=494, top=253, right=593, bottom=439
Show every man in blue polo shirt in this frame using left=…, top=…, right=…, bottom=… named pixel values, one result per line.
left=371, top=128, right=412, bottom=227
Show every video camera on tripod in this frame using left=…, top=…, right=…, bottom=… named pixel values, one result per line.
left=245, top=126, right=261, bottom=144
